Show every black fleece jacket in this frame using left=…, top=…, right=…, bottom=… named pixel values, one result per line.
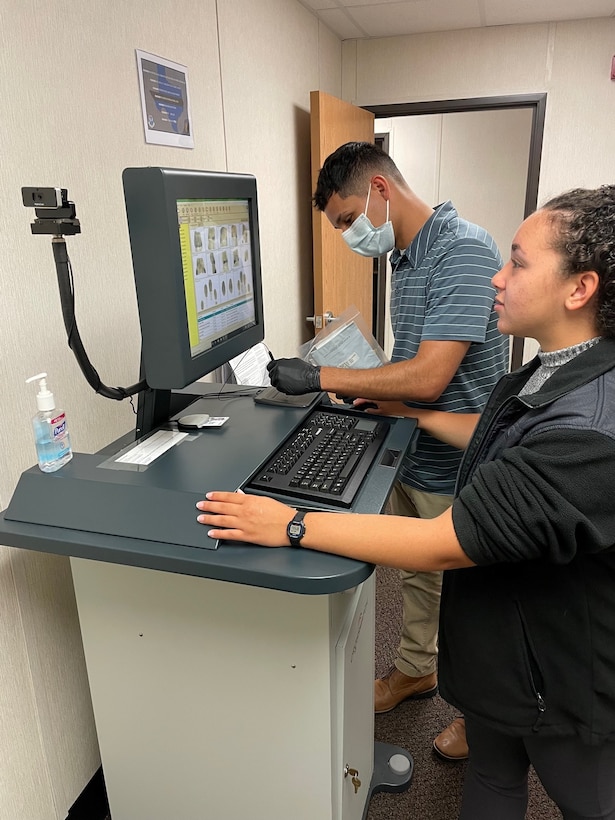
left=439, top=337, right=615, bottom=744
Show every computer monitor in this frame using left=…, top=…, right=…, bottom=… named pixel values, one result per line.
left=122, top=166, right=265, bottom=390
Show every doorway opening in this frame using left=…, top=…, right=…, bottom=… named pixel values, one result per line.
left=365, top=94, right=546, bottom=369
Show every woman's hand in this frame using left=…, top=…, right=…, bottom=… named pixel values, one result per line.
left=196, top=492, right=295, bottom=547
left=197, top=493, right=473, bottom=571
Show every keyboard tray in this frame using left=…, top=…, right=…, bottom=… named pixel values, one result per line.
left=245, top=407, right=389, bottom=508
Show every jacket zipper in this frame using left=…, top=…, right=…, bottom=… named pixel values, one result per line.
left=534, top=691, right=547, bottom=731
left=515, top=602, right=547, bottom=731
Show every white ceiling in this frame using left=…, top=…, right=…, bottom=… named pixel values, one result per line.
left=298, top=0, right=615, bottom=40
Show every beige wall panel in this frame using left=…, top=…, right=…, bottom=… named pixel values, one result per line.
left=0, top=549, right=54, bottom=820
left=439, top=108, right=532, bottom=256
left=378, top=115, right=442, bottom=356
left=381, top=115, right=442, bottom=204
left=318, top=22, right=344, bottom=97
left=10, top=549, right=100, bottom=816
left=0, top=0, right=226, bottom=510
left=0, top=0, right=341, bottom=816
left=377, top=109, right=530, bottom=358
left=344, top=18, right=615, bottom=204
left=0, top=0, right=226, bottom=811
left=439, top=108, right=533, bottom=367
left=538, top=19, right=615, bottom=196
left=346, top=17, right=615, bottom=367
left=341, top=39, right=359, bottom=102
left=218, top=0, right=341, bottom=357
left=351, top=24, right=552, bottom=105
left=385, top=107, right=532, bottom=254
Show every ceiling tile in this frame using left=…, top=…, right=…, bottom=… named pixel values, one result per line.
left=303, top=0, right=615, bottom=39
left=340, top=0, right=427, bottom=6
left=348, top=0, right=482, bottom=38
left=298, top=0, right=338, bottom=11
left=483, top=0, right=615, bottom=26
left=317, top=7, right=370, bottom=38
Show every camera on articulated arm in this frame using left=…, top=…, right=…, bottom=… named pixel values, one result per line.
left=21, top=186, right=81, bottom=236
left=20, top=184, right=145, bottom=402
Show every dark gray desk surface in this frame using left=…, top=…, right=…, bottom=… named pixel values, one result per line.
left=0, top=389, right=418, bottom=595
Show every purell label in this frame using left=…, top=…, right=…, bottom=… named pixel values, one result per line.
left=51, top=413, right=67, bottom=439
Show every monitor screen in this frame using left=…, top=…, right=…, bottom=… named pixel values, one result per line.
left=123, top=167, right=264, bottom=390
left=177, top=197, right=256, bottom=360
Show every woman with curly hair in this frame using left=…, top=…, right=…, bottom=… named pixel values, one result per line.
left=197, top=186, right=615, bottom=819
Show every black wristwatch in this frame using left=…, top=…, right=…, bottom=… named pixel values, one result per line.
left=287, top=510, right=307, bottom=548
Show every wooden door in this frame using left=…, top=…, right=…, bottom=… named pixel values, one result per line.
left=310, top=91, right=375, bottom=332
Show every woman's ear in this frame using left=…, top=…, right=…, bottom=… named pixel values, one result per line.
left=566, top=271, right=599, bottom=311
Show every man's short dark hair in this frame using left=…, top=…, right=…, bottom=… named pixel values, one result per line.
left=313, top=141, right=404, bottom=211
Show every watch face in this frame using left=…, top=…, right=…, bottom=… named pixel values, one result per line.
left=287, top=514, right=306, bottom=546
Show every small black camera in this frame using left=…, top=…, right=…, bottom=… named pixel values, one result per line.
left=22, top=187, right=67, bottom=208
left=22, top=186, right=80, bottom=235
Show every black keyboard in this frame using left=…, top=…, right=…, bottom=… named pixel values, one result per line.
left=245, top=408, right=389, bottom=508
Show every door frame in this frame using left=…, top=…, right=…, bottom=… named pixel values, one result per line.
left=363, top=93, right=547, bottom=369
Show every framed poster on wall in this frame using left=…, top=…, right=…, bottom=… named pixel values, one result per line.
left=136, top=49, right=193, bottom=149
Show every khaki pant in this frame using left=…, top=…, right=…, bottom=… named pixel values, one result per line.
left=386, top=482, right=453, bottom=678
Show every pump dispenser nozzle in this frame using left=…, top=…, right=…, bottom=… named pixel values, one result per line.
left=26, top=372, right=56, bottom=412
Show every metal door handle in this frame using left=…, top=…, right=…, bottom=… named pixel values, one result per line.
left=305, top=311, right=335, bottom=329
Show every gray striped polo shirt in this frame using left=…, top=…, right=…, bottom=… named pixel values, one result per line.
left=390, top=200, right=508, bottom=494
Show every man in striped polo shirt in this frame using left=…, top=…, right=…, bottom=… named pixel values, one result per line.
left=267, top=141, right=508, bottom=759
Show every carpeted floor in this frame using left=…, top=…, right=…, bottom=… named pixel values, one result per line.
left=366, top=565, right=562, bottom=820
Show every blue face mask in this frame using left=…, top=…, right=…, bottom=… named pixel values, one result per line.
left=342, top=185, right=396, bottom=257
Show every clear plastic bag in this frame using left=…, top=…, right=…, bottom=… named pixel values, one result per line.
left=298, top=306, right=388, bottom=369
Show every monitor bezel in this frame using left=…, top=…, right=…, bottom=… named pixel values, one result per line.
left=123, top=166, right=265, bottom=390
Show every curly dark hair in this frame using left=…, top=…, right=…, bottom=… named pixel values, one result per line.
left=312, top=141, right=404, bottom=211
left=541, top=185, right=615, bottom=337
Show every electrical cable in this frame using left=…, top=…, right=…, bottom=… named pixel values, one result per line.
left=52, top=238, right=147, bottom=401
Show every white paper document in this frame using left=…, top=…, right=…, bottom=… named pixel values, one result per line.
left=114, top=430, right=189, bottom=466
left=229, top=342, right=272, bottom=386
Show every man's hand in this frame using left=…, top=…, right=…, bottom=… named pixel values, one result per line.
left=196, top=492, right=295, bottom=547
left=267, top=357, right=321, bottom=395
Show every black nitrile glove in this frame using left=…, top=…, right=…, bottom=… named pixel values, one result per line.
left=266, top=357, right=321, bottom=395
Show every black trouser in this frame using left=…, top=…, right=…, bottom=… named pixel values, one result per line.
left=460, top=717, right=615, bottom=820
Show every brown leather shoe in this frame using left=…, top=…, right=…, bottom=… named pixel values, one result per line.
left=374, top=667, right=438, bottom=714
left=433, top=717, right=469, bottom=760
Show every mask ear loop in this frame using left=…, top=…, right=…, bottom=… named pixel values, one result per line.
left=364, top=184, right=372, bottom=215
left=366, top=183, right=390, bottom=224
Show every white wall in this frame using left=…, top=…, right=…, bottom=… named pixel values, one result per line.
left=377, top=109, right=532, bottom=360
left=345, top=17, right=615, bottom=363
left=378, top=109, right=532, bottom=264
left=0, top=2, right=341, bottom=817
left=343, top=18, right=615, bottom=201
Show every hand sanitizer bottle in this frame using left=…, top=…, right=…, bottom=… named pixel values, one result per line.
left=25, top=373, right=73, bottom=472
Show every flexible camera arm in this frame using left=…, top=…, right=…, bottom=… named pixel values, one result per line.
left=23, top=187, right=147, bottom=401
